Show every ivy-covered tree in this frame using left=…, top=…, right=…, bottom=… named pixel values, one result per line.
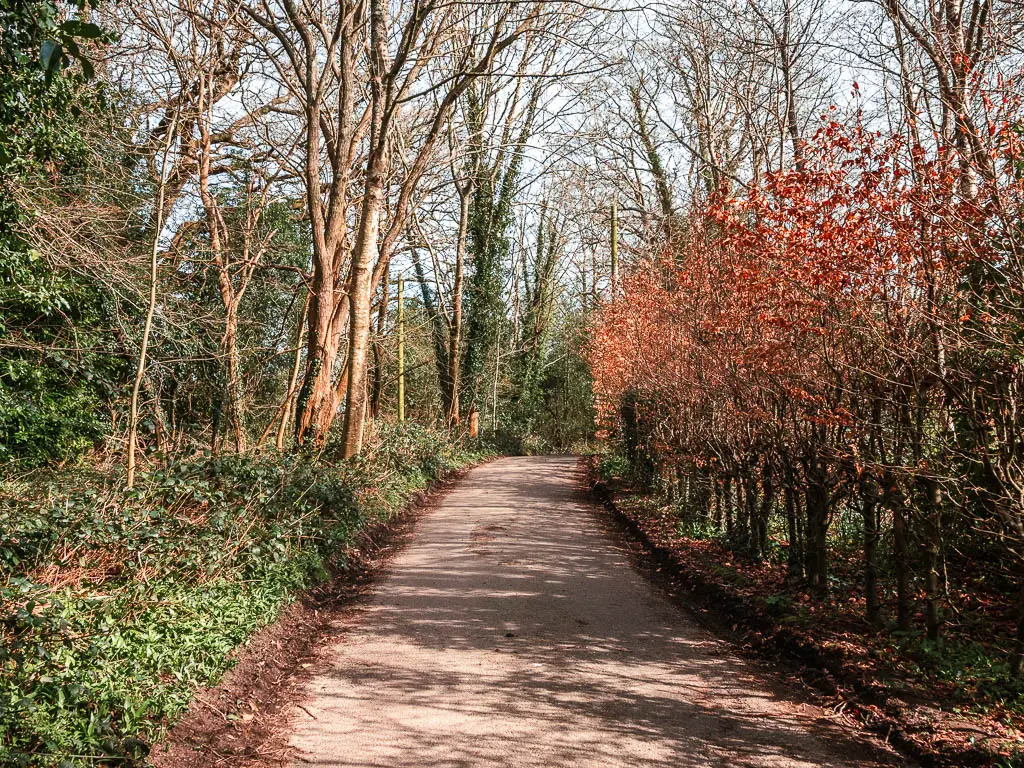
left=0, top=1, right=117, bottom=465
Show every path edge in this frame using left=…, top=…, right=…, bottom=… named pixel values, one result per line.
left=148, top=457, right=493, bottom=768
left=579, top=456, right=985, bottom=768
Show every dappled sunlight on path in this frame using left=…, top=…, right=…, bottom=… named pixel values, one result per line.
left=287, top=456, right=902, bottom=768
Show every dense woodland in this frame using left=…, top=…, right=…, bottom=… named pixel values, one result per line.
left=0, top=0, right=605, bottom=760
left=6, top=0, right=1024, bottom=762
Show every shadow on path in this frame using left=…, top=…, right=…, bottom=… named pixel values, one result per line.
left=288, top=456, right=903, bottom=768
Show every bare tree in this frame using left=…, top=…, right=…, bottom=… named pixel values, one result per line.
left=339, top=0, right=549, bottom=456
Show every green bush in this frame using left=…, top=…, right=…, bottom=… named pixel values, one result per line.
left=0, top=2, right=122, bottom=469
left=596, top=452, right=632, bottom=483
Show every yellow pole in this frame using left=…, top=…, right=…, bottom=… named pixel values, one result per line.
left=397, top=277, right=405, bottom=423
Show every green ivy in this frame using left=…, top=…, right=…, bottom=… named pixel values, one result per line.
left=0, top=0, right=116, bottom=467
left=0, top=427, right=490, bottom=766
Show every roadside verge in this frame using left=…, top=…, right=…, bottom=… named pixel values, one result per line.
left=150, top=459, right=486, bottom=768
left=584, top=457, right=1010, bottom=768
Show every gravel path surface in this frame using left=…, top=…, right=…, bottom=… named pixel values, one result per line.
left=287, top=456, right=904, bottom=767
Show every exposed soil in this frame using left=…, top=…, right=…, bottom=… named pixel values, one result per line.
left=148, top=463, right=481, bottom=768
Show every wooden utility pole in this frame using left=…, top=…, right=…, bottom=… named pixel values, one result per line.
left=610, top=200, right=619, bottom=295
left=397, top=277, right=405, bottom=423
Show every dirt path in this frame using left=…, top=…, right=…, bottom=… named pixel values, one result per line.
left=285, top=456, right=904, bottom=767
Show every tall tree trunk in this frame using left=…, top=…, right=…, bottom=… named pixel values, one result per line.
left=724, top=475, right=735, bottom=539
left=275, top=328, right=304, bottom=451
left=779, top=0, right=804, bottom=172
left=296, top=275, right=345, bottom=443
left=713, top=478, right=723, bottom=533
left=220, top=304, right=247, bottom=453
left=861, top=476, right=881, bottom=625
left=784, top=461, right=802, bottom=579
left=127, top=114, right=177, bottom=488
left=197, top=74, right=252, bottom=453
left=629, top=87, right=675, bottom=241
left=785, top=481, right=801, bottom=580
left=369, top=264, right=390, bottom=422
left=923, top=475, right=943, bottom=641
left=742, top=470, right=758, bottom=556
left=257, top=292, right=309, bottom=450
left=804, top=454, right=830, bottom=598
left=288, top=5, right=358, bottom=447
left=341, top=0, right=387, bottom=459
left=342, top=187, right=383, bottom=458
left=733, top=470, right=746, bottom=548
left=886, top=474, right=912, bottom=631
left=756, top=467, right=775, bottom=561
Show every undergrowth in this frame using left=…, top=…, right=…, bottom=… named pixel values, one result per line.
left=0, top=424, right=488, bottom=766
left=594, top=448, right=1024, bottom=759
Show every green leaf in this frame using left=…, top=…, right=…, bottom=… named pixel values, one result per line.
left=40, top=40, right=62, bottom=75
left=60, top=20, right=105, bottom=39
